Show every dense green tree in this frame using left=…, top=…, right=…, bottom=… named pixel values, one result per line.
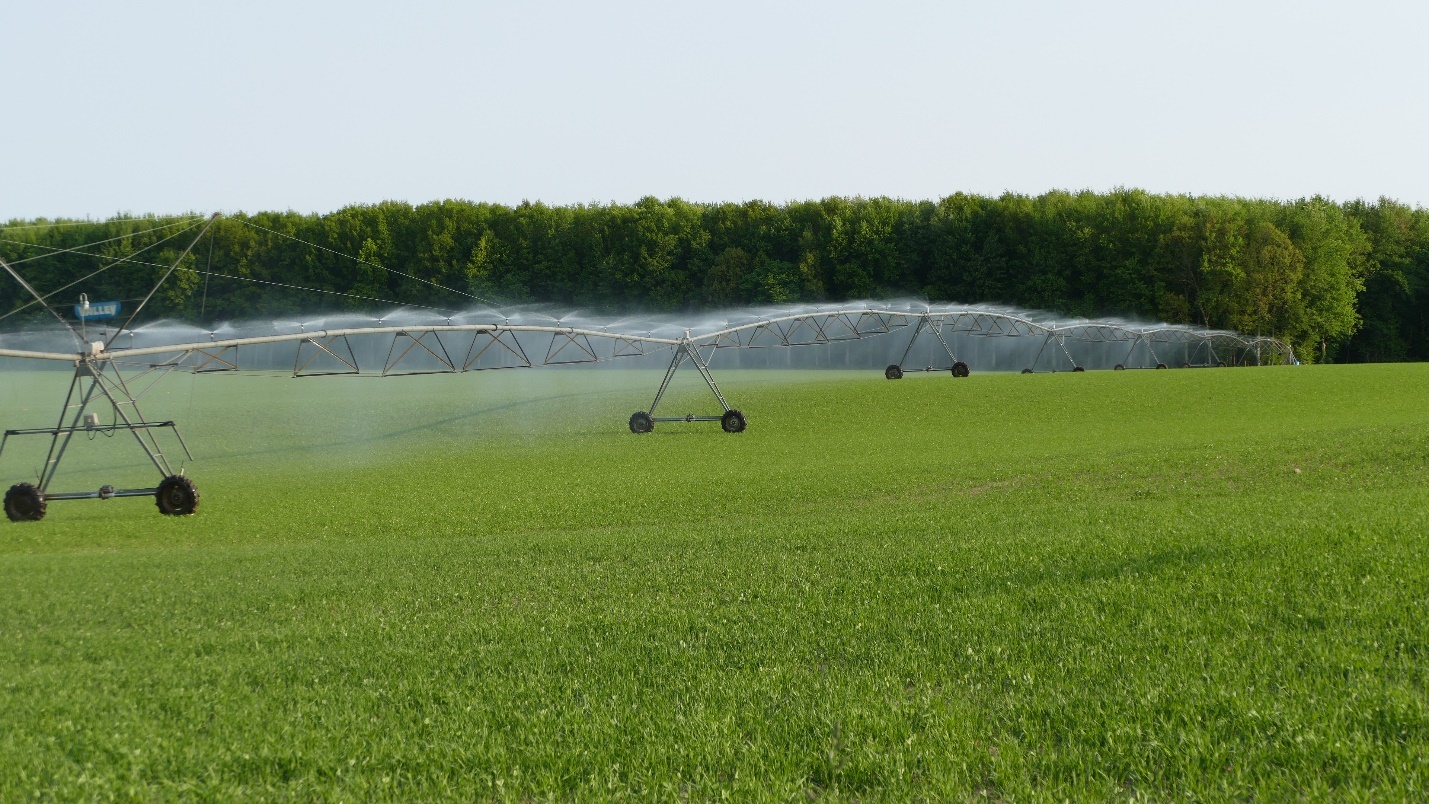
left=3, top=193, right=1425, bottom=362
left=1337, top=199, right=1428, bottom=361
left=703, top=247, right=749, bottom=306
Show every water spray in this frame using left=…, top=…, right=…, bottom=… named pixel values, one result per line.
left=0, top=229, right=1296, bottom=520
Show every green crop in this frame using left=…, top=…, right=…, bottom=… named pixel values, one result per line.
left=0, top=364, right=1425, bottom=799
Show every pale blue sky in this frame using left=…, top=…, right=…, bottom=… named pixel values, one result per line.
left=3, top=0, right=1425, bottom=219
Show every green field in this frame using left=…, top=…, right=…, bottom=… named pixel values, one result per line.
left=1, top=364, right=1426, bottom=799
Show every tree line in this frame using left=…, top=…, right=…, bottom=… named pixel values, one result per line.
left=2, top=191, right=1426, bottom=362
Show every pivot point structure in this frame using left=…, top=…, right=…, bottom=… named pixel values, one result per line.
left=1, top=343, right=198, bottom=521
left=1, top=216, right=217, bottom=521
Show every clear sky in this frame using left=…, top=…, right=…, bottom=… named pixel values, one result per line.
left=3, top=0, right=1425, bottom=220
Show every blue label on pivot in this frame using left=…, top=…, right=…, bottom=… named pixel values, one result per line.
left=74, top=301, right=121, bottom=320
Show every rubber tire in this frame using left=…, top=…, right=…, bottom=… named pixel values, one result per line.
left=1216, top=361, right=1227, bottom=367
left=951, top=361, right=970, bottom=378
left=721, top=409, right=747, bottom=434
left=1181, top=362, right=1191, bottom=368
left=1114, top=364, right=1125, bottom=371
left=628, top=411, right=654, bottom=434
left=4, top=483, right=46, bottom=522
left=1155, top=363, right=1168, bottom=370
left=1072, top=366, right=1085, bottom=372
left=884, top=364, right=903, bottom=380
left=155, top=475, right=200, bottom=516
left=1021, top=368, right=1034, bottom=374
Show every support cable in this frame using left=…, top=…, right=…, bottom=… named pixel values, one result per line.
left=107, top=216, right=221, bottom=348
left=232, top=218, right=492, bottom=305
left=0, top=215, right=197, bottom=232
left=0, top=255, right=83, bottom=341
left=3, top=231, right=455, bottom=318
left=0, top=217, right=204, bottom=266
left=0, top=219, right=206, bottom=324
left=177, top=268, right=458, bottom=314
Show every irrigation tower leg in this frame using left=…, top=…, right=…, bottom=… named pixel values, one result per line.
left=88, top=362, right=188, bottom=478
left=1118, top=337, right=1141, bottom=370
left=1187, top=340, right=1208, bottom=367
left=3, top=360, right=196, bottom=521
left=628, top=340, right=744, bottom=434
left=929, top=321, right=970, bottom=376
left=884, top=317, right=927, bottom=379
left=1024, top=334, right=1053, bottom=373
left=35, top=367, right=101, bottom=492
left=1147, top=341, right=1165, bottom=369
left=897, top=317, right=928, bottom=368
left=1056, top=336, right=1082, bottom=371
left=886, top=318, right=969, bottom=377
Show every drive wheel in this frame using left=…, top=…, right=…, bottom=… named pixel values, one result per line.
left=4, top=483, right=46, bottom=522
left=155, top=475, right=200, bottom=516
left=628, top=411, right=654, bottom=434
left=1114, top=364, right=1125, bottom=371
left=1072, top=366, right=1085, bottom=372
left=951, top=361, right=970, bottom=378
left=884, top=364, right=903, bottom=380
left=1155, top=363, right=1168, bottom=369
left=1021, top=368, right=1034, bottom=374
left=720, top=409, right=747, bottom=433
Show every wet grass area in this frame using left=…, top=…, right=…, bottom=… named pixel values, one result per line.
left=1, top=364, right=1426, bottom=798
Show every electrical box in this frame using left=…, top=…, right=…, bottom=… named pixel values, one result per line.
left=83, top=412, right=100, bottom=429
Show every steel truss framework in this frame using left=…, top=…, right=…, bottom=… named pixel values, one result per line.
left=2, top=242, right=1296, bottom=519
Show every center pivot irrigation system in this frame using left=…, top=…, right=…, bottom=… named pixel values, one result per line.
left=0, top=214, right=1296, bottom=521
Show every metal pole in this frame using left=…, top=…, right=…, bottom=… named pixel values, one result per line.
left=101, top=362, right=173, bottom=471
left=0, top=256, right=83, bottom=341
left=647, top=347, right=688, bottom=417
left=1028, top=334, right=1053, bottom=372
left=1122, top=336, right=1140, bottom=366
left=106, top=214, right=220, bottom=349
left=88, top=364, right=174, bottom=477
left=896, top=316, right=928, bottom=367
left=929, top=319, right=958, bottom=367
left=37, top=367, right=96, bottom=491
left=684, top=341, right=730, bottom=412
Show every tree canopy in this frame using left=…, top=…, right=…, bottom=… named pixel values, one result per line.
left=4, top=191, right=1425, bottom=362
